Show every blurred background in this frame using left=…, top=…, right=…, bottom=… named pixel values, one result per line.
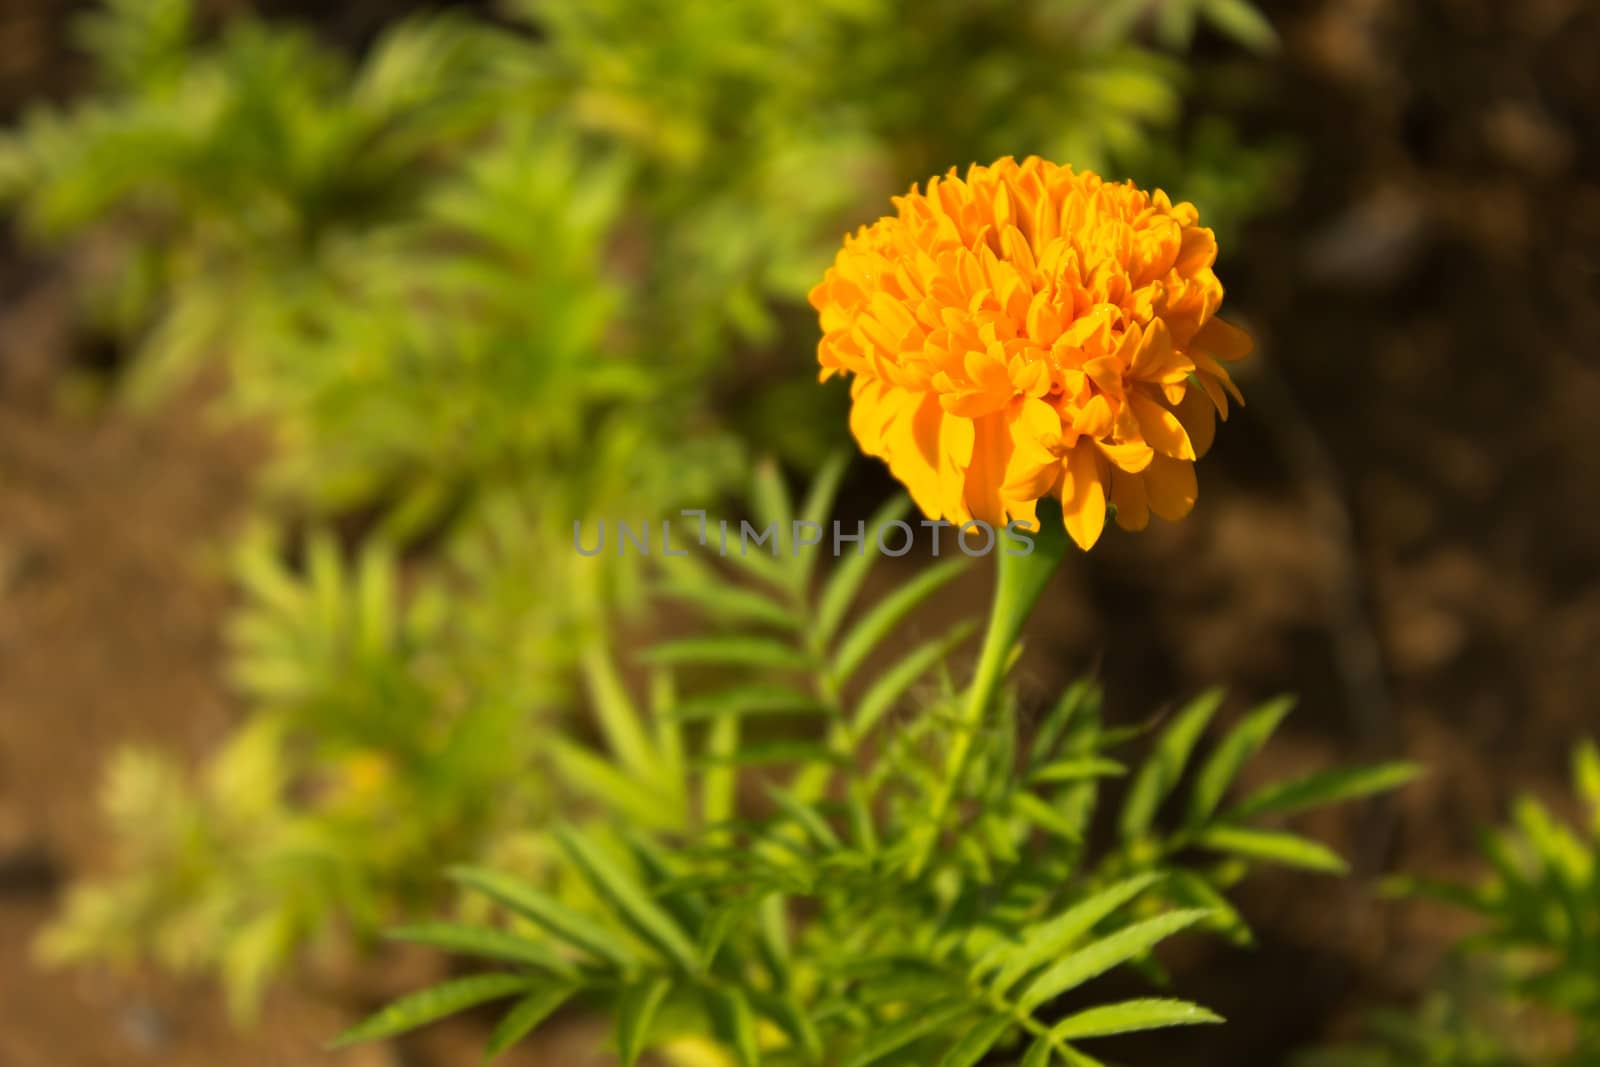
left=0, top=0, right=1597, bottom=1064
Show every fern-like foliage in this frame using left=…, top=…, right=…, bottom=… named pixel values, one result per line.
left=38, top=528, right=564, bottom=1019
left=1302, top=743, right=1600, bottom=1067
left=335, top=463, right=1417, bottom=1065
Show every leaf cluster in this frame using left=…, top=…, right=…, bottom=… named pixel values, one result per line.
left=1304, top=744, right=1600, bottom=1067
left=337, top=465, right=1416, bottom=1065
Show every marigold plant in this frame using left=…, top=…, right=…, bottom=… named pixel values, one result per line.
left=810, top=156, right=1253, bottom=549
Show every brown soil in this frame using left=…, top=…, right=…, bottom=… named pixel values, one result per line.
left=2, top=0, right=1598, bottom=1064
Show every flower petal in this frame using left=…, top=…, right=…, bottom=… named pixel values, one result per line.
left=1060, top=442, right=1109, bottom=550
left=1128, top=389, right=1196, bottom=460
left=1193, top=316, right=1253, bottom=362
left=963, top=413, right=1012, bottom=526
left=1144, top=454, right=1198, bottom=521
left=1096, top=438, right=1155, bottom=473
left=1110, top=467, right=1149, bottom=530
left=1175, top=385, right=1216, bottom=459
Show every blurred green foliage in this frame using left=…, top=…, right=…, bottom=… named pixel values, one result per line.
left=1302, top=745, right=1600, bottom=1067
left=4, top=0, right=1294, bottom=1029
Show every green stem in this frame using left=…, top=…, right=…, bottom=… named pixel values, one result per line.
left=909, top=501, right=1071, bottom=876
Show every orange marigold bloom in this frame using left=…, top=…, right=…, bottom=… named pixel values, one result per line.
left=809, top=156, right=1251, bottom=549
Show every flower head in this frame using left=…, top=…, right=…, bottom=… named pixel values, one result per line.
left=809, top=156, right=1251, bottom=549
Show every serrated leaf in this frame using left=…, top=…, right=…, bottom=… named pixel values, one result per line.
left=831, top=558, right=967, bottom=684
left=815, top=495, right=911, bottom=644
left=483, top=985, right=577, bottom=1063
left=642, top=635, right=812, bottom=671
left=331, top=973, right=533, bottom=1048
left=1120, top=690, right=1225, bottom=843
left=939, top=1015, right=1012, bottom=1067
left=554, top=827, right=701, bottom=974
left=977, top=872, right=1166, bottom=993
left=1049, top=998, right=1222, bottom=1041
left=449, top=866, right=636, bottom=971
left=840, top=998, right=970, bottom=1067
left=617, top=977, right=673, bottom=1067
left=1017, top=909, right=1212, bottom=1013
left=1194, top=826, right=1349, bottom=873
left=1228, top=762, right=1422, bottom=821
left=1187, top=695, right=1295, bottom=827
left=386, top=922, right=575, bottom=977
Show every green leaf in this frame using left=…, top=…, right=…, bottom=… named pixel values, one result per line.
left=1187, top=695, right=1294, bottom=827
left=1120, top=690, right=1225, bottom=843
left=696, top=741, right=848, bottom=768
left=977, top=872, right=1166, bottom=993
left=706, top=985, right=764, bottom=1067
left=642, top=635, right=812, bottom=672
left=1166, top=870, right=1254, bottom=945
left=799, top=453, right=850, bottom=532
left=554, top=826, right=701, bottom=974
left=658, top=577, right=799, bottom=631
left=701, top=713, right=740, bottom=826
left=548, top=737, right=683, bottom=831
left=580, top=644, right=658, bottom=784
left=765, top=785, right=842, bottom=850
left=853, top=622, right=976, bottom=737
left=617, top=977, right=673, bottom=1067
left=671, top=684, right=832, bottom=722
left=939, top=1016, right=1012, bottom=1067
left=766, top=991, right=824, bottom=1063
left=751, top=459, right=796, bottom=546
left=386, top=922, right=575, bottom=977
left=1202, top=0, right=1280, bottom=52
left=831, top=558, right=967, bottom=684
left=1031, top=757, right=1127, bottom=785
left=449, top=866, right=636, bottom=971
left=840, top=998, right=971, bottom=1067
left=1573, top=739, right=1600, bottom=813
left=331, top=973, right=534, bottom=1048
left=1021, top=1035, right=1053, bottom=1067
left=483, top=986, right=577, bottom=1063
left=1228, top=762, right=1422, bottom=821
left=1193, top=826, right=1349, bottom=874
left=815, top=495, right=911, bottom=645
left=1030, top=680, right=1100, bottom=763
left=1017, top=909, right=1212, bottom=1012
left=1010, top=792, right=1085, bottom=842
left=1049, top=998, right=1223, bottom=1041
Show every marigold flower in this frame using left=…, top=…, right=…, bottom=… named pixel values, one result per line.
left=809, top=156, right=1251, bottom=550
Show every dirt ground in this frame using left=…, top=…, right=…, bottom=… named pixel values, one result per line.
left=2, top=0, right=1598, bottom=1064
